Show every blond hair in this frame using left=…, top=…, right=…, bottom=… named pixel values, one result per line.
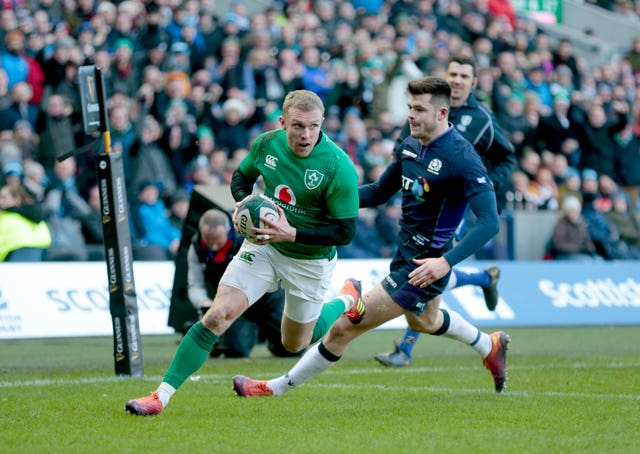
left=282, top=90, right=324, bottom=118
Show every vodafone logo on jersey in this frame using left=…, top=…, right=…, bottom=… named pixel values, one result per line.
left=274, top=185, right=297, bottom=205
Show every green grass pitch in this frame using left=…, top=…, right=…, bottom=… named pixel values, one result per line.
left=1, top=326, right=638, bottom=453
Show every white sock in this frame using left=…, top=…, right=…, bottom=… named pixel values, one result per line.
left=442, top=310, right=492, bottom=357
left=157, top=382, right=176, bottom=407
left=267, top=344, right=338, bottom=396
left=337, top=294, right=353, bottom=311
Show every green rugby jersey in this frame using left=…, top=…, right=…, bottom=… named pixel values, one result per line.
left=238, top=130, right=359, bottom=260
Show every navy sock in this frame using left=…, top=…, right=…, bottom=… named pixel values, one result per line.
left=398, top=329, right=421, bottom=358
left=452, top=268, right=490, bottom=289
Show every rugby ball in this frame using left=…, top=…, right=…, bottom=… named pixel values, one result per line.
left=236, top=194, right=280, bottom=242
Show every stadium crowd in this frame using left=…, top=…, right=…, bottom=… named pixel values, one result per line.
left=1, top=0, right=640, bottom=262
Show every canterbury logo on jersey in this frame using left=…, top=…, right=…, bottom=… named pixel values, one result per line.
left=402, top=149, right=418, bottom=158
left=265, top=155, right=278, bottom=170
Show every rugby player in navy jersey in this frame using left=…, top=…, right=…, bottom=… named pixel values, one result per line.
left=375, top=54, right=515, bottom=367
left=233, top=77, right=511, bottom=397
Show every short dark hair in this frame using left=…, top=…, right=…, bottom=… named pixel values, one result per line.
left=407, top=77, right=451, bottom=107
left=448, top=54, right=477, bottom=77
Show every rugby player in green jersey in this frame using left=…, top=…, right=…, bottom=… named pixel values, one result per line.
left=125, top=90, right=365, bottom=416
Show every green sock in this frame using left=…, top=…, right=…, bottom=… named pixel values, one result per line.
left=163, top=321, right=218, bottom=389
left=311, top=297, right=348, bottom=344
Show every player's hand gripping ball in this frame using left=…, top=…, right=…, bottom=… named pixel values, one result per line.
left=236, top=194, right=280, bottom=243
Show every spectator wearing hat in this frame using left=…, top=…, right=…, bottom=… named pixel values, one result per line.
left=549, top=195, right=598, bottom=261
left=109, top=38, right=139, bottom=98
left=557, top=166, right=583, bottom=208
left=537, top=92, right=579, bottom=163
left=2, top=161, right=23, bottom=189
left=177, top=15, right=207, bottom=73
left=168, top=188, right=189, bottom=232
left=195, top=124, right=216, bottom=156
left=38, top=36, right=74, bottom=89
left=209, top=97, right=252, bottom=158
left=165, top=41, right=192, bottom=74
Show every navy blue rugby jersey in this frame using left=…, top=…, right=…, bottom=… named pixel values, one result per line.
left=359, top=125, right=494, bottom=249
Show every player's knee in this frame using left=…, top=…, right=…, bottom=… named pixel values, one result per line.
left=201, top=306, right=237, bottom=334
left=281, top=337, right=307, bottom=354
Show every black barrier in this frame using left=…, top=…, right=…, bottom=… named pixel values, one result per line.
left=70, top=65, right=143, bottom=377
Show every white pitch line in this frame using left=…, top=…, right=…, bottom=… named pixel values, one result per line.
left=1, top=369, right=638, bottom=401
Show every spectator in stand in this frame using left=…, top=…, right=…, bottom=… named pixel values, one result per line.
left=131, top=180, right=182, bottom=261
left=300, top=45, right=333, bottom=101
left=613, top=123, right=640, bottom=214
left=0, top=81, right=39, bottom=131
left=35, top=93, right=76, bottom=170
left=168, top=189, right=189, bottom=233
left=130, top=115, right=177, bottom=203
left=527, top=165, right=559, bottom=211
left=0, top=183, right=51, bottom=262
left=553, top=38, right=581, bottom=90
left=624, top=37, right=640, bottom=75
left=2, top=161, right=23, bottom=190
left=108, top=103, right=137, bottom=183
left=78, top=183, right=105, bottom=261
left=581, top=169, right=634, bottom=260
left=109, top=38, right=139, bottom=99
left=209, top=97, right=252, bottom=158
left=557, top=166, right=583, bottom=208
left=606, top=191, right=640, bottom=257
left=42, top=157, right=90, bottom=261
left=570, top=96, right=629, bottom=180
left=537, top=92, right=579, bottom=165
left=525, top=65, right=553, bottom=114
left=0, top=68, right=11, bottom=111
left=212, top=36, right=254, bottom=100
left=549, top=195, right=598, bottom=261
left=1, top=29, right=29, bottom=89
left=21, top=158, right=47, bottom=203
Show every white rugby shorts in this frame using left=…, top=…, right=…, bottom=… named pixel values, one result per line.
left=219, top=241, right=337, bottom=323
